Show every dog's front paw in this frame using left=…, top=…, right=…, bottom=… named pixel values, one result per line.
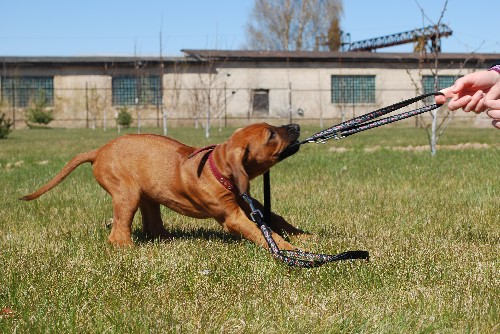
left=289, top=231, right=315, bottom=241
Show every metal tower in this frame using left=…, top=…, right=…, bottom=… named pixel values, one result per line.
left=341, top=24, right=453, bottom=52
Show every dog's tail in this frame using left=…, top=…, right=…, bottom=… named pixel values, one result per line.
left=20, top=149, right=98, bottom=201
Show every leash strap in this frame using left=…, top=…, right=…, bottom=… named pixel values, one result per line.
left=301, top=92, right=444, bottom=144
left=242, top=191, right=369, bottom=268
left=263, top=171, right=272, bottom=222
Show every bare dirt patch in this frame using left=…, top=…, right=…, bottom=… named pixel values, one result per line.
left=329, top=143, right=496, bottom=153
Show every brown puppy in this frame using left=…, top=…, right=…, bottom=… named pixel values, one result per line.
left=22, top=123, right=306, bottom=250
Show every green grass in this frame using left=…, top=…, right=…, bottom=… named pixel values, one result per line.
left=1, top=126, right=499, bottom=333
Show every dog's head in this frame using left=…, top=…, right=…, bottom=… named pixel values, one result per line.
left=224, top=123, right=300, bottom=194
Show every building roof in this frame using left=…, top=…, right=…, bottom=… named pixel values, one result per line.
left=181, top=49, right=499, bottom=66
left=0, top=55, right=185, bottom=67
left=1, top=50, right=498, bottom=69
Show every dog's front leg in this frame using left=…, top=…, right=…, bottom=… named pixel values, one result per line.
left=237, top=197, right=309, bottom=238
left=221, top=210, right=296, bottom=251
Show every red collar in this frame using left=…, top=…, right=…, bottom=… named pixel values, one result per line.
left=189, top=145, right=239, bottom=195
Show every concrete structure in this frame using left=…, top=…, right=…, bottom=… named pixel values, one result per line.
left=1, top=51, right=498, bottom=128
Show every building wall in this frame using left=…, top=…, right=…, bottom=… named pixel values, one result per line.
left=53, top=75, right=111, bottom=128
left=178, top=62, right=488, bottom=126
left=0, top=55, right=495, bottom=128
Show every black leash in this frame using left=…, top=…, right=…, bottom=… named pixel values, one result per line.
left=246, top=92, right=443, bottom=268
left=301, top=92, right=444, bottom=144
left=242, top=193, right=369, bottom=268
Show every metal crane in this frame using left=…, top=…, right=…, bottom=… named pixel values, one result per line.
left=341, top=24, right=453, bottom=53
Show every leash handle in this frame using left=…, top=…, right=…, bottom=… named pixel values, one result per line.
left=338, top=103, right=440, bottom=138
left=242, top=192, right=369, bottom=268
left=302, top=92, right=444, bottom=144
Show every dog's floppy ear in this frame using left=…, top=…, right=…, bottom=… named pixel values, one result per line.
left=226, top=145, right=249, bottom=195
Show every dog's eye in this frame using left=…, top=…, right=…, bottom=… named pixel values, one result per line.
left=268, top=130, right=276, bottom=141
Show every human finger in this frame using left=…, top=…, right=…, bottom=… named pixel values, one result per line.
left=486, top=108, right=500, bottom=129
left=447, top=95, right=472, bottom=111
left=434, top=87, right=453, bottom=104
left=474, top=97, right=486, bottom=113
left=487, top=110, right=500, bottom=121
left=484, top=98, right=500, bottom=113
left=464, top=90, right=484, bottom=112
left=484, top=83, right=500, bottom=100
left=450, top=74, right=482, bottom=94
left=451, top=77, right=466, bottom=94
left=434, top=94, right=448, bottom=104
left=452, top=70, right=498, bottom=94
left=440, top=86, right=455, bottom=98
left=485, top=107, right=500, bottom=121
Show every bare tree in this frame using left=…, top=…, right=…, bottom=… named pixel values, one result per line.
left=400, top=0, right=452, bottom=155
left=162, top=60, right=185, bottom=135
left=415, top=0, right=450, bottom=156
left=86, top=84, right=108, bottom=130
left=188, top=59, right=227, bottom=138
left=246, top=0, right=343, bottom=51
left=405, top=0, right=483, bottom=156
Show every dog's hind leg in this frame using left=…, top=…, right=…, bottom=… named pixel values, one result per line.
left=139, top=197, right=171, bottom=240
left=108, top=192, right=140, bottom=247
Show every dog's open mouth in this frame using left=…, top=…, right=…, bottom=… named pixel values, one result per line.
left=278, top=140, right=300, bottom=161
left=277, top=124, right=301, bottom=161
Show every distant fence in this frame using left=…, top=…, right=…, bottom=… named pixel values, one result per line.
left=0, top=85, right=490, bottom=130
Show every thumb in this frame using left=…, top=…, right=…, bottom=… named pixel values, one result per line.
left=439, top=86, right=455, bottom=98
left=451, top=78, right=465, bottom=94
left=435, top=87, right=453, bottom=104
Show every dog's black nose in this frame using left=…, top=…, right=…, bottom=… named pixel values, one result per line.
left=283, top=124, right=300, bottom=137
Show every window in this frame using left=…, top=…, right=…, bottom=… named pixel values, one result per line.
left=422, top=75, right=459, bottom=103
left=252, top=89, right=269, bottom=115
left=331, top=75, right=375, bottom=104
left=422, top=75, right=457, bottom=93
left=112, top=76, right=161, bottom=106
left=1, top=77, right=54, bottom=107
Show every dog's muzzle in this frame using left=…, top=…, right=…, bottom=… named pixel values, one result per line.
left=278, top=124, right=301, bottom=161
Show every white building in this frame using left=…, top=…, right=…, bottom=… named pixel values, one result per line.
left=1, top=50, right=498, bottom=128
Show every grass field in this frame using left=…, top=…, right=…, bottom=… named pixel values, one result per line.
left=0, top=125, right=499, bottom=333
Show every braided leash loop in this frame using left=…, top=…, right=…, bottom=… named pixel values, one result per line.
left=339, top=103, right=440, bottom=138
left=302, top=92, right=444, bottom=144
left=242, top=194, right=368, bottom=268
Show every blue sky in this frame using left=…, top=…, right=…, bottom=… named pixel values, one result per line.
left=0, top=0, right=498, bottom=56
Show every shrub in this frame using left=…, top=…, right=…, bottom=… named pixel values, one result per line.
left=116, top=108, right=133, bottom=128
left=0, top=113, right=14, bottom=139
left=25, top=96, right=54, bottom=127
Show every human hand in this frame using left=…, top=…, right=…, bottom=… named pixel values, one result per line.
left=435, top=69, right=500, bottom=128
